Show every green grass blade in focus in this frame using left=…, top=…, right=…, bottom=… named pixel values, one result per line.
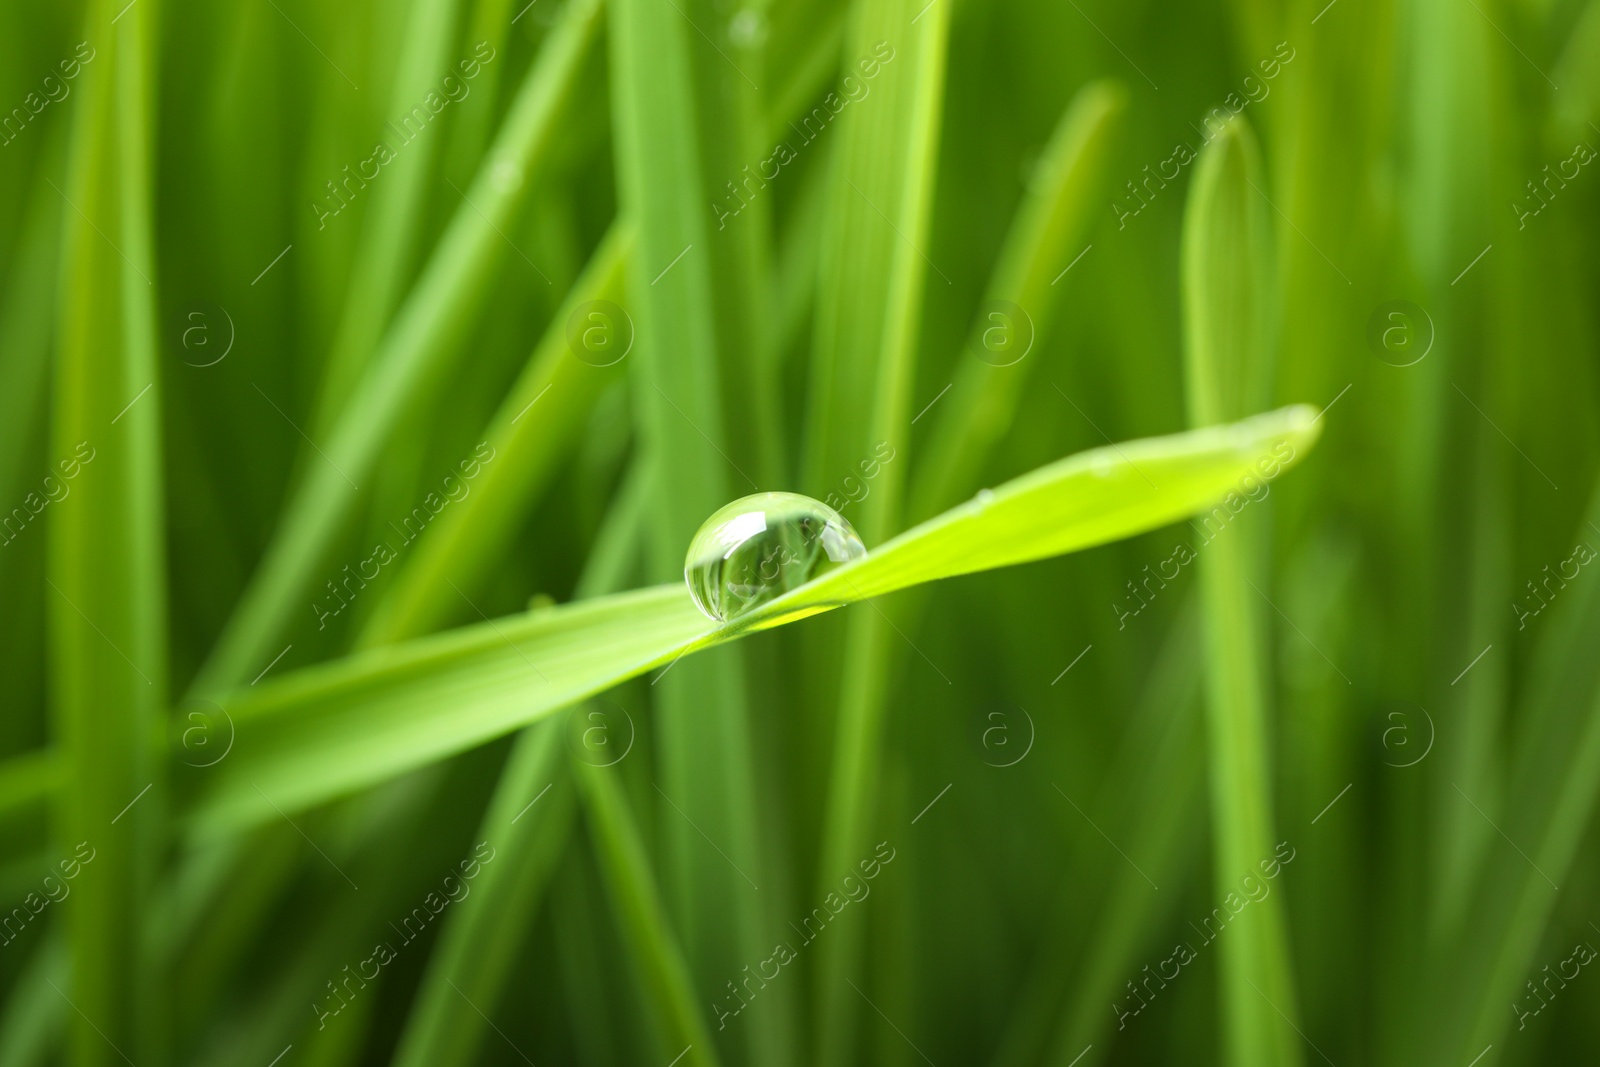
left=181, top=407, right=1318, bottom=832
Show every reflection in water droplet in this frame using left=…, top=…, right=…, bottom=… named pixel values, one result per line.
left=684, top=492, right=867, bottom=621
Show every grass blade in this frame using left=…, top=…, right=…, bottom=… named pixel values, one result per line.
left=49, top=2, right=167, bottom=1063
left=388, top=436, right=642, bottom=1067
left=572, top=756, right=723, bottom=1067
left=909, top=77, right=1127, bottom=522
left=192, top=0, right=603, bottom=695
left=804, top=0, right=952, bottom=1055
left=388, top=724, right=574, bottom=1067
left=987, top=603, right=1202, bottom=1067
left=358, top=222, right=632, bottom=646
left=181, top=407, right=1318, bottom=831
left=1434, top=477, right=1600, bottom=1063
left=607, top=0, right=789, bottom=1054
left=310, top=0, right=470, bottom=434
left=0, top=935, right=68, bottom=1067
left=0, top=749, right=61, bottom=871
left=1181, top=117, right=1302, bottom=1067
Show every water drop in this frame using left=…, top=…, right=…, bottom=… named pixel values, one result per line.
left=684, top=492, right=867, bottom=621
left=976, top=488, right=995, bottom=505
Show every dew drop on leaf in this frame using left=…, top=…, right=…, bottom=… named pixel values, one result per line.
left=684, top=492, right=867, bottom=621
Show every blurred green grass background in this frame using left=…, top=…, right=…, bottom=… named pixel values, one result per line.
left=3, top=0, right=1600, bottom=1064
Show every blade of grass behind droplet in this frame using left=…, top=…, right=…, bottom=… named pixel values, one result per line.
left=1549, top=0, right=1600, bottom=140
left=0, top=750, right=62, bottom=871
left=1431, top=426, right=1511, bottom=937
left=0, top=138, right=62, bottom=528
left=806, top=0, right=951, bottom=1056
left=909, top=77, right=1126, bottom=523
left=684, top=0, right=784, bottom=488
left=388, top=724, right=575, bottom=1067
left=191, top=0, right=603, bottom=696
left=50, top=1, right=167, bottom=1063
left=607, top=0, right=786, bottom=1056
left=443, top=0, right=517, bottom=187
left=357, top=222, right=632, bottom=646
left=572, top=755, right=723, bottom=1067
left=0, top=138, right=62, bottom=760
left=1434, top=475, right=1600, bottom=1063
left=764, top=0, right=847, bottom=141
left=309, top=0, right=469, bottom=436
left=1182, top=116, right=1302, bottom=1067
left=550, top=843, right=636, bottom=1064
left=986, top=600, right=1202, bottom=1067
left=388, top=444, right=643, bottom=1067
left=0, top=935, right=67, bottom=1067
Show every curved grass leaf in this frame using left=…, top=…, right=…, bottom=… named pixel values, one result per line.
left=179, top=405, right=1318, bottom=835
